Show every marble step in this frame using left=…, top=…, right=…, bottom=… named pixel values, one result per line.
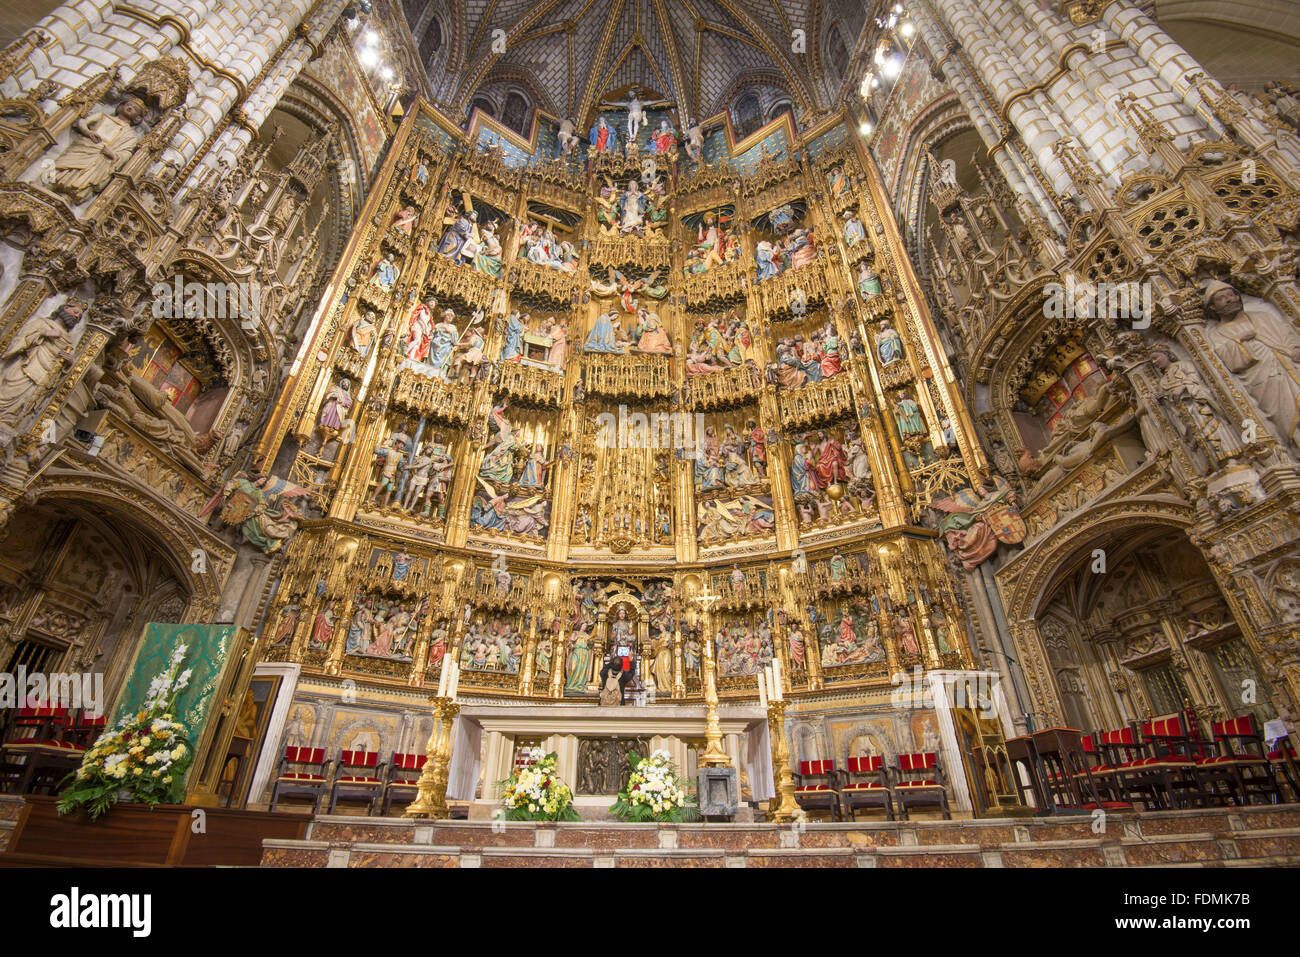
left=302, top=803, right=1300, bottom=852
left=261, top=845, right=1300, bottom=868
left=261, top=823, right=1300, bottom=867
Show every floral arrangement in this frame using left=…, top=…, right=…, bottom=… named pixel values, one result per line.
left=57, top=644, right=195, bottom=820
left=609, top=750, right=700, bottom=822
left=496, top=748, right=579, bottom=821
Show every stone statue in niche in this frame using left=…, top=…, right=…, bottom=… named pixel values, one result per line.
left=1202, top=280, right=1300, bottom=454
left=0, top=299, right=84, bottom=430
left=318, top=377, right=353, bottom=441
left=50, top=96, right=147, bottom=203
left=893, top=393, right=926, bottom=438
left=1150, top=344, right=1240, bottom=463
left=93, top=372, right=221, bottom=471
left=875, top=318, right=903, bottom=366
left=843, top=209, right=867, bottom=248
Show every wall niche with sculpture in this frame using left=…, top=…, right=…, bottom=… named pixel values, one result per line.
left=92, top=316, right=232, bottom=479
left=1009, top=335, right=1146, bottom=506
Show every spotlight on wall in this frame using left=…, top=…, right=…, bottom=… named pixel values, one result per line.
left=380, top=65, right=394, bottom=82
left=74, top=410, right=108, bottom=452
left=359, top=46, right=380, bottom=67
left=363, top=29, right=379, bottom=46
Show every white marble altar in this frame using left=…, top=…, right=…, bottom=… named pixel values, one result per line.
left=446, top=703, right=771, bottom=818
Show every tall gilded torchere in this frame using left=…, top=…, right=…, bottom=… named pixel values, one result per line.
left=695, top=588, right=731, bottom=768
left=698, top=634, right=732, bottom=767
left=765, top=699, right=802, bottom=823
left=759, top=662, right=801, bottom=822
left=405, top=662, right=461, bottom=819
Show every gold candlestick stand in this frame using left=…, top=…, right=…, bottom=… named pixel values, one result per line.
left=766, top=699, right=802, bottom=823
left=698, top=635, right=732, bottom=767
left=404, top=696, right=460, bottom=819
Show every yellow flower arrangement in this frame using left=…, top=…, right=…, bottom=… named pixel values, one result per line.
left=57, top=644, right=195, bottom=820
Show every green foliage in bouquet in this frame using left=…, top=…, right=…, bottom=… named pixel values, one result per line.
left=496, top=748, right=580, bottom=822
left=609, top=750, right=701, bottom=823
left=56, top=644, right=196, bottom=820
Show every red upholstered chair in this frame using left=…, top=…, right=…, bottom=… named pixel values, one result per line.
left=0, top=705, right=76, bottom=794
left=1097, top=725, right=1171, bottom=810
left=892, top=751, right=950, bottom=820
left=1071, top=733, right=1131, bottom=808
left=1267, top=740, right=1300, bottom=801
left=329, top=749, right=386, bottom=814
left=1139, top=714, right=1214, bottom=808
left=1196, top=715, right=1283, bottom=806
left=269, top=746, right=333, bottom=813
left=383, top=752, right=428, bottom=815
left=839, top=754, right=893, bottom=821
left=64, top=713, right=107, bottom=751
left=793, top=759, right=841, bottom=821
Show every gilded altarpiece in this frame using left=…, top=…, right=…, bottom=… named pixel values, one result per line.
left=252, top=102, right=981, bottom=719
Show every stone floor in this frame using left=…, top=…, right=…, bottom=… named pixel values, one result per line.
left=261, top=803, right=1300, bottom=867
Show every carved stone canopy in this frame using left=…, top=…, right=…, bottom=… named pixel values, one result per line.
left=124, top=55, right=192, bottom=111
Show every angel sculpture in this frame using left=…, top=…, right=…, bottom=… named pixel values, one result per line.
left=470, top=479, right=548, bottom=537
left=930, top=475, right=1026, bottom=570
left=470, top=479, right=509, bottom=531
left=594, top=180, right=622, bottom=237
left=200, top=472, right=311, bottom=554
left=591, top=266, right=667, bottom=313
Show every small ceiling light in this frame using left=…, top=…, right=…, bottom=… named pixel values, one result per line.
left=380, top=65, right=394, bottom=81
left=363, top=29, right=379, bottom=46
left=882, top=55, right=903, bottom=79
left=859, top=121, right=873, bottom=136
left=359, top=46, right=380, bottom=67
left=893, top=3, right=904, bottom=13
left=901, top=21, right=915, bottom=38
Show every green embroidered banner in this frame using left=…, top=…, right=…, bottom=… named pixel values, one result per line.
left=112, top=623, right=238, bottom=785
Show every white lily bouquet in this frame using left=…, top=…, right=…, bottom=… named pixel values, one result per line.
left=57, top=644, right=195, bottom=820
left=496, top=748, right=579, bottom=822
left=610, top=750, right=700, bottom=822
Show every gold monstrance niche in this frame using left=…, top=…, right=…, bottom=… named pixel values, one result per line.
left=255, top=94, right=984, bottom=723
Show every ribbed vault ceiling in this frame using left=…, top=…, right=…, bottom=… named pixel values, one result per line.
left=414, top=0, right=846, bottom=124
